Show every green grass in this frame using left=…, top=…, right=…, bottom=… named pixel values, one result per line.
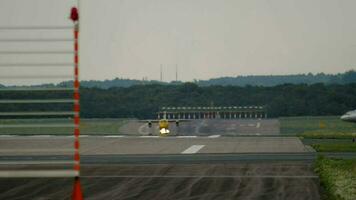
left=301, top=131, right=356, bottom=139
left=280, top=116, right=356, bottom=138
left=312, top=144, right=356, bottom=152
left=314, top=156, right=356, bottom=200
left=0, top=118, right=130, bottom=135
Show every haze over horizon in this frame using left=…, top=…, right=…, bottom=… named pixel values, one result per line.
left=0, top=0, right=356, bottom=85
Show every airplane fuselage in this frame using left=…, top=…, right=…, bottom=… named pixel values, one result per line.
left=341, top=110, right=356, bottom=123
left=158, top=119, right=170, bottom=136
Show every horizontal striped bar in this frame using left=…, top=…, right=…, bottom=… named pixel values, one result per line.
left=0, top=63, right=73, bottom=67
left=0, top=87, right=75, bottom=91
left=0, top=38, right=74, bottom=42
left=0, top=149, right=74, bottom=153
left=0, top=99, right=77, bottom=104
left=0, top=161, right=76, bottom=165
left=0, top=111, right=77, bottom=116
left=82, top=175, right=319, bottom=179
left=0, top=124, right=76, bottom=128
left=0, top=75, right=73, bottom=79
left=0, top=26, right=73, bottom=30
left=0, top=51, right=74, bottom=54
left=0, top=170, right=78, bottom=178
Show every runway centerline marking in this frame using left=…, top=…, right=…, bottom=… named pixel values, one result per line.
left=181, top=145, right=205, bottom=154
left=208, top=135, right=221, bottom=138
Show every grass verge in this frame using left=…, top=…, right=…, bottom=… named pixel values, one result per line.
left=280, top=116, right=356, bottom=136
left=312, top=144, right=356, bottom=152
left=314, top=156, right=356, bottom=200
left=301, top=131, right=356, bottom=139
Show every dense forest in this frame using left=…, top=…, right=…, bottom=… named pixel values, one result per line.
left=1, top=83, right=356, bottom=119
left=50, top=70, right=356, bottom=89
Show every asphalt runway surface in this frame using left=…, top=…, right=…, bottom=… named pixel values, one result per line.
left=0, top=162, right=321, bottom=200
left=119, top=119, right=280, bottom=136
left=0, top=136, right=308, bottom=156
left=0, top=119, right=321, bottom=199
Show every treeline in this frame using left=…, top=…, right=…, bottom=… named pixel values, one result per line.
left=1, top=83, right=356, bottom=119
left=51, top=70, right=356, bottom=89
left=198, top=70, right=356, bottom=87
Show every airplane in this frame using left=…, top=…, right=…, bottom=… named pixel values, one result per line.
left=340, top=110, right=356, bottom=123
left=340, top=109, right=356, bottom=142
left=140, top=112, right=189, bottom=136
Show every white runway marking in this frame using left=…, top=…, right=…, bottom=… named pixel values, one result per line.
left=208, top=135, right=221, bottom=138
left=256, top=122, right=261, bottom=128
left=80, top=135, right=89, bottom=138
left=0, top=161, right=75, bottom=165
left=0, top=170, right=78, bottom=178
left=29, top=135, right=52, bottom=137
left=0, top=135, right=14, bottom=137
left=138, top=123, right=149, bottom=135
left=140, top=136, right=159, bottom=138
left=177, top=136, right=197, bottom=138
left=0, top=149, right=73, bottom=153
left=181, top=145, right=205, bottom=154
left=103, top=135, right=125, bottom=138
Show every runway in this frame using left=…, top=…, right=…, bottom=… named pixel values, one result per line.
left=0, top=119, right=322, bottom=199
left=119, top=119, right=280, bottom=136
left=0, top=136, right=308, bottom=156
left=0, top=163, right=321, bottom=200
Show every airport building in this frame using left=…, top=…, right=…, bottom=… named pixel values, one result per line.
left=158, top=106, right=267, bottom=119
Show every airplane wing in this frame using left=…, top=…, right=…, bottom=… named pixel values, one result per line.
left=167, top=119, right=190, bottom=123
left=138, top=120, right=159, bottom=123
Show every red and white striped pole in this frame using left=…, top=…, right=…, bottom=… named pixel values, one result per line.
left=71, top=5, right=81, bottom=176
left=70, top=7, right=83, bottom=200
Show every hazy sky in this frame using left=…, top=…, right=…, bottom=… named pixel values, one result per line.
left=1, top=0, right=356, bottom=84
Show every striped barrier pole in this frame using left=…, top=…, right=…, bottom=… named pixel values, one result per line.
left=73, top=16, right=80, bottom=174
left=71, top=7, right=84, bottom=200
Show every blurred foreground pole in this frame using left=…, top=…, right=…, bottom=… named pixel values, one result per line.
left=70, top=6, right=84, bottom=200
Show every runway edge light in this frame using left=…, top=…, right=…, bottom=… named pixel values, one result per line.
left=70, top=6, right=84, bottom=200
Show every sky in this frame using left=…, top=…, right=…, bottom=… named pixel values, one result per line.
left=0, top=0, right=356, bottom=85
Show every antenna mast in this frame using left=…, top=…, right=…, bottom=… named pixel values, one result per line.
left=160, top=64, right=163, bottom=82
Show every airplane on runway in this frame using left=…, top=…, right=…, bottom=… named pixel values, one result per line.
left=341, top=110, right=356, bottom=122
left=340, top=109, right=356, bottom=142
left=141, top=112, right=189, bottom=136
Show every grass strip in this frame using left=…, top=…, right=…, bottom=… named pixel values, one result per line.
left=312, top=144, right=356, bottom=152
left=314, top=156, right=356, bottom=200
